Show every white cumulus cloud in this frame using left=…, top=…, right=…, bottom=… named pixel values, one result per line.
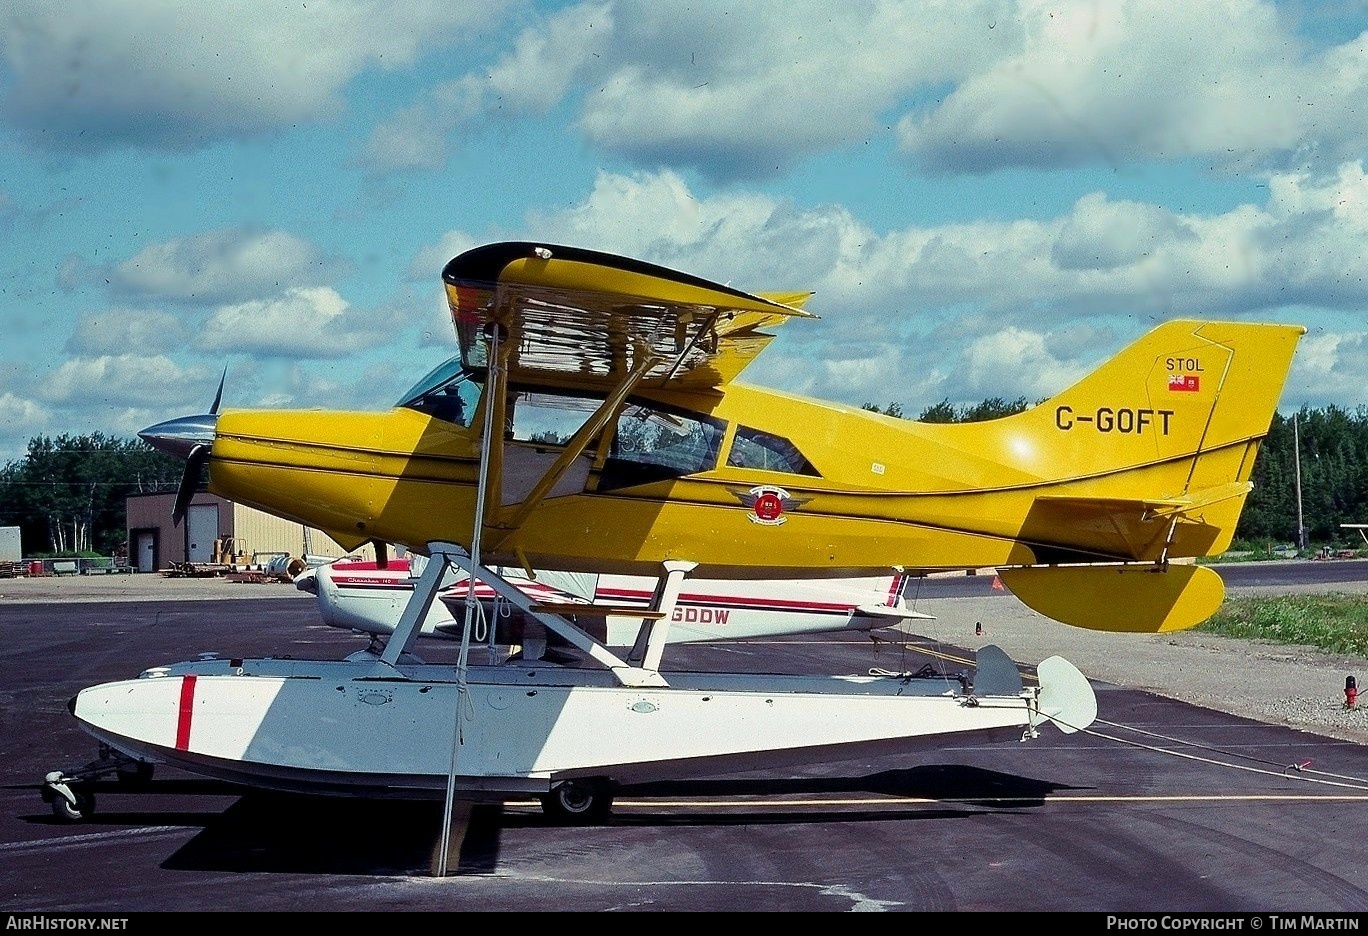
left=0, top=0, right=516, bottom=151
left=196, top=286, right=392, bottom=358
left=897, top=0, right=1368, bottom=174
left=109, top=229, right=333, bottom=305
left=431, top=164, right=1368, bottom=416
left=64, top=308, right=189, bottom=356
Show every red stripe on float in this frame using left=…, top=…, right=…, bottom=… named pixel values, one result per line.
left=176, top=675, right=197, bottom=751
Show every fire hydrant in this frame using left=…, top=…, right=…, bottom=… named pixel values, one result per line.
left=1346, top=676, right=1358, bottom=709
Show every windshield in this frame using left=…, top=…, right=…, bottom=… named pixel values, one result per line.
left=396, top=357, right=482, bottom=427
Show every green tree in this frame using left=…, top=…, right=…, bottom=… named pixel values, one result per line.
left=876, top=397, right=1032, bottom=423
left=0, top=434, right=183, bottom=556
left=958, top=396, right=1029, bottom=422
left=1237, top=405, right=1368, bottom=546
left=917, top=399, right=956, bottom=423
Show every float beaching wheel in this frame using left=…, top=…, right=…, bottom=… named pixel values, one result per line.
left=540, top=779, right=613, bottom=824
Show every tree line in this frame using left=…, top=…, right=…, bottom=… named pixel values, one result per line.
left=1240, top=406, right=1368, bottom=545
left=1, top=402, right=1363, bottom=557
left=0, top=434, right=183, bottom=557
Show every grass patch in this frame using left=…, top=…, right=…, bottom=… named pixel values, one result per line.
left=1197, top=593, right=1368, bottom=656
left=1199, top=542, right=1368, bottom=563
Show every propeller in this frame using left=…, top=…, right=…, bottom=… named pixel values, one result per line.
left=171, top=444, right=211, bottom=527
left=139, top=368, right=226, bottom=527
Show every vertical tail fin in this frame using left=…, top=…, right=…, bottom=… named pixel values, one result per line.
left=995, top=319, right=1304, bottom=633
left=1042, top=319, right=1304, bottom=479
left=1005, top=319, right=1305, bottom=561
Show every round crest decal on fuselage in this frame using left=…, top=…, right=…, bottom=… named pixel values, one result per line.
left=747, top=485, right=790, bottom=525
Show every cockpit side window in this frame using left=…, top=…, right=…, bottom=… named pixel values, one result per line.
left=726, top=425, right=820, bottom=476
left=598, top=403, right=726, bottom=490
left=504, top=391, right=599, bottom=444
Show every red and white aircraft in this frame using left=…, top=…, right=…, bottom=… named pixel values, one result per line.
left=295, top=554, right=931, bottom=648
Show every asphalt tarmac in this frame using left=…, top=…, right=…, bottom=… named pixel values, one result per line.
left=3, top=570, right=1368, bottom=915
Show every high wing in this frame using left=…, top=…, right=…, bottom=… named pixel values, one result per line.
left=442, top=242, right=815, bottom=392
left=439, top=242, right=817, bottom=558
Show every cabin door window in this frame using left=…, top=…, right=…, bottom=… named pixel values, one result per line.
left=598, top=403, right=726, bottom=490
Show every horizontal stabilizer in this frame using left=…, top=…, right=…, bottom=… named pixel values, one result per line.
left=1034, top=481, right=1251, bottom=522
left=998, top=563, right=1224, bottom=633
left=856, top=603, right=935, bottom=620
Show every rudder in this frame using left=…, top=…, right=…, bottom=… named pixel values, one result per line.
left=1038, top=319, right=1305, bottom=476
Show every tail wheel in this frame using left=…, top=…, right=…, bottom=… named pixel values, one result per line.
left=540, top=779, right=613, bottom=824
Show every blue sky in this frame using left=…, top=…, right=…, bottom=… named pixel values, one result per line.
left=2, top=0, right=1368, bottom=464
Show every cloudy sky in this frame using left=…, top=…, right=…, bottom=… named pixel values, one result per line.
left=1, top=0, right=1366, bottom=465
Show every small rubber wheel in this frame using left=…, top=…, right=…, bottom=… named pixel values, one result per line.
left=51, top=789, right=94, bottom=822
left=540, top=779, right=613, bottom=824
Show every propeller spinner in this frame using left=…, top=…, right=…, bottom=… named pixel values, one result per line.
left=139, top=369, right=225, bottom=527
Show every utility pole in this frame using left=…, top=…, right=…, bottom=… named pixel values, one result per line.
left=1294, top=412, right=1306, bottom=550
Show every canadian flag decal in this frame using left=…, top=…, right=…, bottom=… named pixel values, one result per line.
left=1168, top=374, right=1200, bottom=392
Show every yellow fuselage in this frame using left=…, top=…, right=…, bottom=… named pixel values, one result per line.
left=207, top=379, right=1253, bottom=579
left=192, top=317, right=1305, bottom=632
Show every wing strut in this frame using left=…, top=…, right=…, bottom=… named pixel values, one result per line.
left=440, top=320, right=510, bottom=878
left=378, top=548, right=453, bottom=667
left=625, top=560, right=697, bottom=671
left=658, top=311, right=721, bottom=382
left=487, top=338, right=661, bottom=545
left=430, top=318, right=686, bottom=874
left=445, top=548, right=672, bottom=687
